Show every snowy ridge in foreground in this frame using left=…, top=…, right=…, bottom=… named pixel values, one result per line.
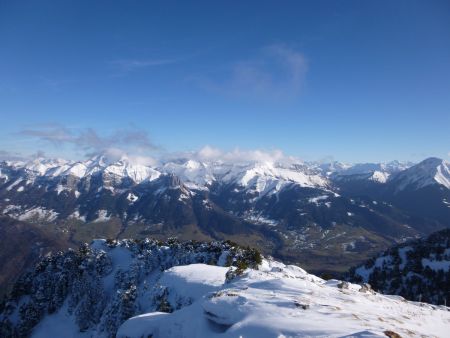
left=2, top=239, right=449, bottom=337
left=118, top=261, right=450, bottom=338
left=0, top=239, right=263, bottom=337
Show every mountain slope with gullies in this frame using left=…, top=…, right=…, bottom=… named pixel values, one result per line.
left=0, top=155, right=449, bottom=278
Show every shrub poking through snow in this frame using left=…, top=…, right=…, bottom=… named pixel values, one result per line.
left=384, top=330, right=402, bottom=338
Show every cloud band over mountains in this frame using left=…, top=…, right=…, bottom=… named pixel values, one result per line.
left=12, top=125, right=293, bottom=165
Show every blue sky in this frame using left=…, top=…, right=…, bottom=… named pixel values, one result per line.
left=1, top=0, right=449, bottom=163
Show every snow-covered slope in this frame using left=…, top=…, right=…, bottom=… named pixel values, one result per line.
left=118, top=261, right=450, bottom=338
left=348, top=228, right=450, bottom=306
left=0, top=156, right=331, bottom=224
left=0, top=155, right=160, bottom=184
left=0, top=239, right=266, bottom=337
left=0, top=155, right=428, bottom=198
left=389, top=157, right=450, bottom=191
left=1, top=155, right=329, bottom=190
left=333, top=170, right=391, bottom=184
left=2, top=239, right=449, bottom=338
left=319, top=160, right=412, bottom=178
left=228, top=161, right=327, bottom=190
left=162, top=160, right=216, bottom=188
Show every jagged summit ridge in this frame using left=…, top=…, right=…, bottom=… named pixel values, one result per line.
left=4, top=155, right=450, bottom=188
left=0, top=154, right=427, bottom=191
left=4, top=154, right=449, bottom=194
left=1, top=155, right=332, bottom=189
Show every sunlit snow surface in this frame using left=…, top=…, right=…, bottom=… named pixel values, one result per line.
left=392, top=157, right=450, bottom=191
left=25, top=240, right=450, bottom=338
left=117, top=261, right=450, bottom=338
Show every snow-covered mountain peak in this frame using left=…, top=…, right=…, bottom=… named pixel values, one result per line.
left=184, top=159, right=202, bottom=169
left=419, top=157, right=445, bottom=166
left=23, top=157, right=70, bottom=176
left=381, top=160, right=414, bottom=172
left=162, top=160, right=215, bottom=187
left=220, top=161, right=328, bottom=193
left=158, top=159, right=329, bottom=191
left=0, top=155, right=445, bottom=196
left=317, top=161, right=352, bottom=176
left=82, top=154, right=109, bottom=174
left=391, top=157, right=450, bottom=191
left=59, top=162, right=87, bottom=178
left=331, top=161, right=410, bottom=177
left=103, top=159, right=161, bottom=183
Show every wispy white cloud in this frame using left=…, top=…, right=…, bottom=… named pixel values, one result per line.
left=197, top=44, right=308, bottom=98
left=168, top=145, right=299, bottom=164
left=0, top=150, right=27, bottom=162
left=0, top=150, right=47, bottom=162
left=16, top=125, right=299, bottom=165
left=110, top=58, right=178, bottom=74
left=18, top=125, right=160, bottom=164
left=39, top=76, right=75, bottom=91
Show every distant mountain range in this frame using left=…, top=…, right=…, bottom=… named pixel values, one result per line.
left=0, top=155, right=449, bottom=278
